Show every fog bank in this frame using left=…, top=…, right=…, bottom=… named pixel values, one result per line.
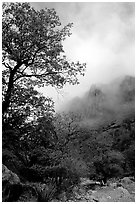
left=31, top=2, right=135, bottom=111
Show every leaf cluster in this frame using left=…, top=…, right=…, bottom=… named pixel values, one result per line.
left=2, top=2, right=86, bottom=89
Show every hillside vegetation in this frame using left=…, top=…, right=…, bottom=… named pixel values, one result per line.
left=3, top=75, right=135, bottom=201
left=2, top=2, right=134, bottom=202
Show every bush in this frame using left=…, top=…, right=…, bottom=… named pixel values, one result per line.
left=19, top=165, right=44, bottom=182
left=61, top=155, right=89, bottom=178
left=123, top=142, right=135, bottom=174
left=107, top=163, right=124, bottom=177
left=29, top=147, right=51, bottom=166
left=43, top=165, right=79, bottom=187
left=93, top=151, right=125, bottom=182
left=2, top=182, right=23, bottom=202
left=2, top=149, right=24, bottom=177
left=36, top=182, right=57, bottom=202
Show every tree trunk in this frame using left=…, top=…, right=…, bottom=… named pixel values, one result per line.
left=2, top=63, right=22, bottom=115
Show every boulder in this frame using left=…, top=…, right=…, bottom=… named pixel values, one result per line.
left=117, top=186, right=130, bottom=194
left=2, top=164, right=38, bottom=202
left=2, top=164, right=21, bottom=201
left=115, top=186, right=133, bottom=201
left=109, top=182, right=118, bottom=189
left=121, top=177, right=133, bottom=185
left=2, top=164, right=20, bottom=184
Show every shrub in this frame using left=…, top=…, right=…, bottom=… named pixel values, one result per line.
left=61, top=155, right=89, bottom=178
left=2, top=182, right=23, bottom=202
left=107, top=163, right=124, bottom=177
left=93, top=151, right=125, bottom=182
left=36, top=182, right=57, bottom=202
left=29, top=147, right=51, bottom=166
left=19, top=165, right=44, bottom=182
left=2, top=149, right=24, bottom=177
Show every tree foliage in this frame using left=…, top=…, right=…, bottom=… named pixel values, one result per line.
left=2, top=2, right=86, bottom=114
left=54, top=112, right=81, bottom=150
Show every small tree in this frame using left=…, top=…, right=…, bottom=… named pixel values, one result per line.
left=93, top=150, right=125, bottom=182
left=54, top=112, right=81, bottom=151
left=2, top=2, right=86, bottom=114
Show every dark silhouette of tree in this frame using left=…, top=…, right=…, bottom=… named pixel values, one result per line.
left=2, top=2, right=86, bottom=114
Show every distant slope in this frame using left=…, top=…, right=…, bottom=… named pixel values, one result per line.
left=63, top=75, right=135, bottom=125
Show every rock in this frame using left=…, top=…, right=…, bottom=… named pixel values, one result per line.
left=2, top=164, right=20, bottom=184
left=80, top=177, right=89, bottom=182
left=86, top=194, right=95, bottom=200
left=2, top=164, right=21, bottom=201
left=121, top=177, right=133, bottom=185
left=109, top=182, right=117, bottom=189
left=81, top=179, right=101, bottom=186
left=2, top=165, right=38, bottom=202
left=51, top=199, right=59, bottom=202
left=117, top=186, right=130, bottom=194
left=80, top=179, right=101, bottom=190
left=3, top=182, right=38, bottom=202
left=98, top=196, right=108, bottom=202
left=113, top=186, right=133, bottom=201
left=91, top=190, right=97, bottom=193
left=129, top=176, right=135, bottom=182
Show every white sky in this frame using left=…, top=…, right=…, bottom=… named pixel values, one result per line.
left=30, top=2, right=135, bottom=111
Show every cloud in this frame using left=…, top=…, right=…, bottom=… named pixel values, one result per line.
left=30, top=2, right=135, bottom=111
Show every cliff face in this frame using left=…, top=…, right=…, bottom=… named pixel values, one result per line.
left=63, top=75, right=135, bottom=122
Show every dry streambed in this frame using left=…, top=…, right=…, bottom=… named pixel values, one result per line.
left=66, top=177, right=135, bottom=202
left=2, top=164, right=135, bottom=202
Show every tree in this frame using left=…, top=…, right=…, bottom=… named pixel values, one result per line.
left=54, top=112, right=81, bottom=151
left=93, top=150, right=125, bottom=182
left=2, top=82, right=55, bottom=143
left=2, top=82, right=56, bottom=174
left=2, top=2, right=86, bottom=114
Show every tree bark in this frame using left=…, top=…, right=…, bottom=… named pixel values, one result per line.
left=2, top=63, right=22, bottom=115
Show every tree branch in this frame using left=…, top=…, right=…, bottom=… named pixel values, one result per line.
left=16, top=65, right=28, bottom=76
left=23, top=45, right=47, bottom=66
left=14, top=71, right=60, bottom=82
left=2, top=62, right=23, bottom=115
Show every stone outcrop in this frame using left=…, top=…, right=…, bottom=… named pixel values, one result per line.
left=2, top=164, right=38, bottom=202
left=2, top=164, right=20, bottom=184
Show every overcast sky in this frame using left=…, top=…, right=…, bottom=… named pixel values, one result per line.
left=30, top=2, right=135, bottom=111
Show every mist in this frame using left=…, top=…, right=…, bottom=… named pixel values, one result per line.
left=61, top=75, right=135, bottom=130
left=31, top=2, right=135, bottom=111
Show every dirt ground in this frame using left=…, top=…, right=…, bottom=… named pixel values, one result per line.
left=68, top=178, right=135, bottom=202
